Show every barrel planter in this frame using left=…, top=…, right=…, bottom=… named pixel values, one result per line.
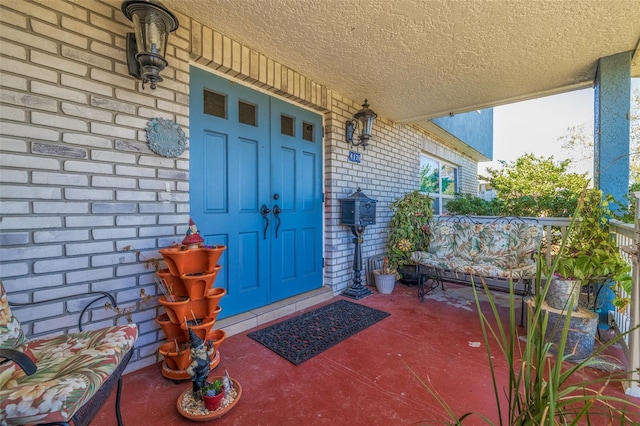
left=533, top=300, right=599, bottom=361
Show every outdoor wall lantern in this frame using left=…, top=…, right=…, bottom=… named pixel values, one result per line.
left=121, top=0, right=179, bottom=90
left=345, top=99, right=377, bottom=150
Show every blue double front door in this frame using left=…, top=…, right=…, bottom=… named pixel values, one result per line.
left=189, top=66, right=323, bottom=318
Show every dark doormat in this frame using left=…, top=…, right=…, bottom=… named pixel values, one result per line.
left=247, top=299, right=390, bottom=365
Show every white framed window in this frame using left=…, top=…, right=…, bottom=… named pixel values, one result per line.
left=419, top=154, right=459, bottom=214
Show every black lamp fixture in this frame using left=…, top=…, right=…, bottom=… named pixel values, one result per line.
left=121, top=0, right=179, bottom=90
left=345, top=99, right=377, bottom=150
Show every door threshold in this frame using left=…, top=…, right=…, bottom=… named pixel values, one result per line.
left=215, top=286, right=334, bottom=337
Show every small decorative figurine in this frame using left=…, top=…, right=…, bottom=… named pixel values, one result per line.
left=186, top=328, right=214, bottom=398
left=182, top=218, right=204, bottom=248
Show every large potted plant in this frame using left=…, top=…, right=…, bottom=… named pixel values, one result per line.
left=544, top=188, right=631, bottom=359
left=386, top=191, right=433, bottom=283
left=551, top=188, right=632, bottom=310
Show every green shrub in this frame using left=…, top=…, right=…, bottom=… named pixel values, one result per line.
left=386, top=191, right=433, bottom=270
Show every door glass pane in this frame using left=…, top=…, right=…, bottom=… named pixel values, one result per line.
left=420, top=156, right=439, bottom=193
left=238, top=100, right=257, bottom=126
left=302, top=121, right=314, bottom=141
left=203, top=90, right=226, bottom=118
left=281, top=114, right=294, bottom=136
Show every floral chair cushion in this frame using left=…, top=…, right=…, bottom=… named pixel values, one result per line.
left=510, top=223, right=543, bottom=264
left=0, top=281, right=138, bottom=425
left=0, top=284, right=25, bottom=351
left=427, top=222, right=458, bottom=258
left=458, top=223, right=515, bottom=267
left=412, top=220, right=543, bottom=281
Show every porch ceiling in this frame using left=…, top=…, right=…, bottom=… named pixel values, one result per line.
left=165, top=0, right=640, bottom=126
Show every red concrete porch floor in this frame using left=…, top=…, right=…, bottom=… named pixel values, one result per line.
left=93, top=283, right=639, bottom=425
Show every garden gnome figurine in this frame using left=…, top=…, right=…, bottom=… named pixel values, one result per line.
left=182, top=217, right=204, bottom=248
left=186, top=328, right=214, bottom=397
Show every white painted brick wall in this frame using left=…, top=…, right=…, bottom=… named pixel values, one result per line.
left=0, top=0, right=480, bottom=372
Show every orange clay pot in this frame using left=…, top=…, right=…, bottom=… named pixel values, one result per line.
left=180, top=316, right=216, bottom=342
left=159, top=246, right=227, bottom=276
left=180, top=266, right=222, bottom=301
left=156, top=269, right=187, bottom=298
left=155, top=313, right=187, bottom=342
left=205, top=287, right=227, bottom=313
left=187, top=299, right=222, bottom=321
left=208, top=329, right=227, bottom=353
left=203, top=305, right=222, bottom=324
left=158, top=296, right=190, bottom=324
left=158, top=341, right=192, bottom=371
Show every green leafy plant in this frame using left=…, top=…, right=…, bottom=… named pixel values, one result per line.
left=406, top=190, right=639, bottom=424
left=486, top=154, right=589, bottom=217
left=445, top=193, right=505, bottom=216
left=203, top=379, right=224, bottom=397
left=386, top=190, right=433, bottom=270
left=553, top=189, right=632, bottom=308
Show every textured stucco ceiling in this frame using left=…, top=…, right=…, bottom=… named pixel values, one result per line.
left=163, top=0, right=640, bottom=125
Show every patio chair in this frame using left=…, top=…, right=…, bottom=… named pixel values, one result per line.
left=0, top=281, right=138, bottom=426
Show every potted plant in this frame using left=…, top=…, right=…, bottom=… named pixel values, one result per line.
left=386, top=190, right=433, bottom=282
left=550, top=188, right=632, bottom=311
left=372, top=257, right=397, bottom=294
left=202, top=378, right=225, bottom=411
left=542, top=188, right=632, bottom=359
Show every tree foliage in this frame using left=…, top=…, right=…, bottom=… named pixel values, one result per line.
left=476, top=154, right=589, bottom=217
left=419, top=162, right=438, bottom=193
left=444, top=193, right=503, bottom=216
left=448, top=87, right=639, bottom=220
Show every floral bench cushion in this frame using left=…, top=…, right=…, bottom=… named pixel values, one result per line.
left=0, top=282, right=138, bottom=425
left=411, top=220, right=543, bottom=280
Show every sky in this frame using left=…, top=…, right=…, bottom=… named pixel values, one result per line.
left=479, top=78, right=640, bottom=178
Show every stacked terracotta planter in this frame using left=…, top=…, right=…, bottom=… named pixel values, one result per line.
left=155, top=245, right=228, bottom=381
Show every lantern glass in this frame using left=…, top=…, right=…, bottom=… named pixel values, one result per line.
left=353, top=99, right=377, bottom=142
left=122, top=0, right=179, bottom=89
left=360, top=113, right=375, bottom=139
left=130, top=7, right=170, bottom=57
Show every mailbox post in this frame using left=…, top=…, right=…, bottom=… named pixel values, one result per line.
left=339, top=188, right=377, bottom=299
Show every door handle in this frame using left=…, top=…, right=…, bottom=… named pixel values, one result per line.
left=273, top=205, right=282, bottom=239
left=260, top=204, right=270, bottom=239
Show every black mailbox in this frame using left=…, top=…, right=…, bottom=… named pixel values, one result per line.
left=340, top=188, right=377, bottom=226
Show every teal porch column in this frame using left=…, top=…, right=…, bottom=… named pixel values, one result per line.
left=594, top=51, right=632, bottom=209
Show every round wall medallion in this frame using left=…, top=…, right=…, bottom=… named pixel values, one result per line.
left=146, top=117, right=186, bottom=158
